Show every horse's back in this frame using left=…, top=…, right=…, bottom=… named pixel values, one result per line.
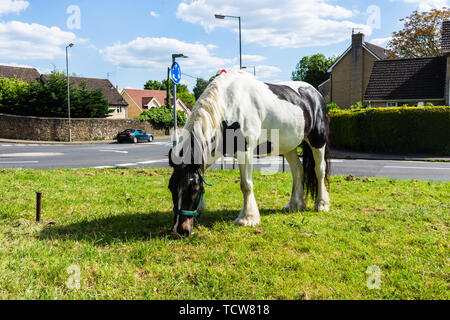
left=273, top=81, right=329, bottom=149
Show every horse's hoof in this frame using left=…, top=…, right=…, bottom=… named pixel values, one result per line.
left=282, top=203, right=306, bottom=213
left=234, top=216, right=260, bottom=227
left=315, top=200, right=330, bottom=212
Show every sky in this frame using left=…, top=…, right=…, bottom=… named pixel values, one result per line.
left=0, top=0, right=448, bottom=91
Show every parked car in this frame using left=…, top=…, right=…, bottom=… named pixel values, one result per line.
left=117, top=129, right=154, bottom=143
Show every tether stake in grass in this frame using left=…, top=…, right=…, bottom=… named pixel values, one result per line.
left=36, top=191, right=42, bottom=222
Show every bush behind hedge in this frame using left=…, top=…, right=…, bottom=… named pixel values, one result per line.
left=329, top=106, right=450, bottom=155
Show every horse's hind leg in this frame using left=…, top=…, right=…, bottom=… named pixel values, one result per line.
left=311, top=145, right=330, bottom=212
left=235, top=148, right=260, bottom=227
left=282, top=149, right=306, bottom=212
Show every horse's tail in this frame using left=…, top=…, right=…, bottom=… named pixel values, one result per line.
left=301, top=141, right=318, bottom=200
left=301, top=140, right=331, bottom=201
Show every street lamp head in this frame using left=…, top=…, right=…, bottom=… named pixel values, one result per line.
left=215, top=14, right=226, bottom=19
left=172, top=53, right=188, bottom=59
left=67, top=43, right=74, bottom=48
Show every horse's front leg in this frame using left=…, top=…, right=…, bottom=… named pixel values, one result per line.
left=234, top=149, right=260, bottom=227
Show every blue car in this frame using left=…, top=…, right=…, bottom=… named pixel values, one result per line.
left=117, top=129, right=154, bottom=144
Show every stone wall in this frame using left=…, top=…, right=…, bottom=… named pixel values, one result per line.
left=0, top=113, right=170, bottom=141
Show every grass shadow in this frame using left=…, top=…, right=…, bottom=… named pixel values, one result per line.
left=39, top=208, right=285, bottom=245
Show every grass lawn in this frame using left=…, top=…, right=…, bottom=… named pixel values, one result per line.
left=0, top=168, right=448, bottom=300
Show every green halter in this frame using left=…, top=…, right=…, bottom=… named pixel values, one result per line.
left=173, top=174, right=212, bottom=218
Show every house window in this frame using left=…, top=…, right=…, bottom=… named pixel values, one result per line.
left=386, top=102, right=398, bottom=107
left=116, top=106, right=122, bottom=113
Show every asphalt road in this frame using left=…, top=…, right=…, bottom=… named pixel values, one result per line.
left=1, top=137, right=450, bottom=181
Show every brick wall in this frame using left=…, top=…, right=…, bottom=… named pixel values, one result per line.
left=0, top=113, right=170, bottom=141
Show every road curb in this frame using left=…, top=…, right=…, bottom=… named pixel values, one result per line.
left=331, top=150, right=450, bottom=162
left=0, top=136, right=172, bottom=146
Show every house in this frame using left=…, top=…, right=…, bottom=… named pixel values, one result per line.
left=325, top=32, right=391, bottom=107
left=365, top=21, right=450, bottom=107
left=41, top=75, right=129, bottom=118
left=121, top=88, right=191, bottom=119
left=0, top=65, right=40, bottom=82
left=324, top=21, right=450, bottom=108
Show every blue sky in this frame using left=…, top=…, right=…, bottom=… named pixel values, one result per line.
left=0, top=0, right=448, bottom=91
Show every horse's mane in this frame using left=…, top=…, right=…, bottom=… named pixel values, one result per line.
left=177, top=72, right=241, bottom=165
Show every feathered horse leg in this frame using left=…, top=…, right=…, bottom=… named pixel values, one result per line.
left=234, top=146, right=260, bottom=227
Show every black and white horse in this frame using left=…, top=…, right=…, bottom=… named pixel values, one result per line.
left=168, top=71, right=330, bottom=237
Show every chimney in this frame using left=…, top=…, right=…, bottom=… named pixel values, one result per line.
left=351, top=32, right=364, bottom=105
left=442, top=21, right=450, bottom=105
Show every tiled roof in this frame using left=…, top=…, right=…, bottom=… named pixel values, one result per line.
left=364, top=42, right=391, bottom=60
left=0, top=65, right=40, bottom=81
left=442, top=21, right=450, bottom=52
left=364, top=56, right=446, bottom=101
left=41, top=75, right=128, bottom=106
left=123, top=89, right=169, bottom=109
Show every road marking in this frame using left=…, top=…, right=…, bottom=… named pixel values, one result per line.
left=0, top=152, right=64, bottom=158
left=137, top=159, right=167, bottom=164
left=92, top=166, right=115, bottom=169
left=99, top=150, right=129, bottom=154
left=1, top=145, right=12, bottom=147
left=384, top=166, right=450, bottom=170
left=115, top=163, right=137, bottom=167
left=0, top=161, right=39, bottom=164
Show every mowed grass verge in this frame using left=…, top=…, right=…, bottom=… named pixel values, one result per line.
left=0, top=168, right=448, bottom=300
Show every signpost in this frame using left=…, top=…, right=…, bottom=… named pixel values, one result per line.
left=171, top=54, right=187, bottom=147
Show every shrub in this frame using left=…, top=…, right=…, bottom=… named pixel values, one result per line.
left=329, top=106, right=450, bottom=155
left=136, top=106, right=187, bottom=129
left=326, top=102, right=340, bottom=112
left=349, top=101, right=369, bottom=110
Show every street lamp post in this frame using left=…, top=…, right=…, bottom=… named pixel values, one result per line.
left=243, top=65, right=256, bottom=76
left=171, top=54, right=188, bottom=147
left=215, top=14, right=242, bottom=70
left=66, top=43, right=74, bottom=142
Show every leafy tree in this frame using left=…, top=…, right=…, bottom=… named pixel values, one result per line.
left=0, top=73, right=111, bottom=118
left=387, top=8, right=450, bottom=58
left=71, top=82, right=111, bottom=118
left=144, top=80, right=164, bottom=90
left=193, top=76, right=216, bottom=100
left=291, top=54, right=337, bottom=88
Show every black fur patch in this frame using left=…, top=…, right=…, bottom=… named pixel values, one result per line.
left=265, top=83, right=329, bottom=149
left=265, top=83, right=312, bottom=136
left=221, top=121, right=248, bottom=156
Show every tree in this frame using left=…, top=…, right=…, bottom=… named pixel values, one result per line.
left=387, top=8, right=450, bottom=59
left=193, top=76, right=216, bottom=100
left=144, top=80, right=164, bottom=90
left=0, top=73, right=111, bottom=118
left=291, top=54, right=337, bottom=88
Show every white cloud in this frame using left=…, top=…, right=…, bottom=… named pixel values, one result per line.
left=0, top=21, right=81, bottom=60
left=150, top=10, right=159, bottom=17
left=242, top=54, right=267, bottom=63
left=253, top=65, right=282, bottom=80
left=176, top=0, right=373, bottom=48
left=370, top=37, right=392, bottom=47
left=390, top=0, right=448, bottom=11
left=0, top=0, right=29, bottom=16
left=100, top=37, right=234, bottom=71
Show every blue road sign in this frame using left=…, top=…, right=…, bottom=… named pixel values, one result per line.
left=171, top=62, right=181, bottom=84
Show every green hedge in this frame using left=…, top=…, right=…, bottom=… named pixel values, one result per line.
left=329, top=106, right=450, bottom=155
